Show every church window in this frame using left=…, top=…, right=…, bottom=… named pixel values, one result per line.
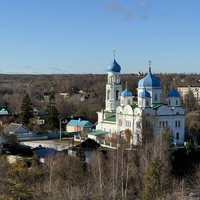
left=159, top=121, right=161, bottom=128
left=116, top=90, right=119, bottom=100
left=128, top=99, right=130, bottom=104
left=155, top=94, right=157, bottom=101
left=166, top=121, right=168, bottom=126
left=137, top=134, right=139, bottom=142
left=107, top=90, right=110, bottom=100
left=176, top=132, right=179, bottom=140
left=126, top=121, right=131, bottom=127
left=136, top=122, right=140, bottom=128
left=163, top=121, right=165, bottom=128
left=119, top=119, right=122, bottom=126
left=178, top=120, right=180, bottom=127
left=169, top=100, right=171, bottom=105
left=175, top=121, right=177, bottom=127
left=176, top=100, right=178, bottom=105
left=146, top=100, right=148, bottom=106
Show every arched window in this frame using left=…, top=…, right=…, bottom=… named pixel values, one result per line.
left=163, top=121, right=165, bottom=128
left=155, top=94, right=157, bottom=101
left=146, top=100, right=148, bottom=106
left=176, top=100, right=178, bottom=105
left=175, top=121, right=177, bottom=127
left=116, top=90, right=119, bottom=100
left=176, top=133, right=179, bottom=140
left=166, top=121, right=168, bottom=126
left=107, top=90, right=110, bottom=100
left=128, top=99, right=130, bottom=104
left=169, top=100, right=171, bottom=105
left=178, top=120, right=180, bottom=127
left=119, top=119, right=122, bottom=126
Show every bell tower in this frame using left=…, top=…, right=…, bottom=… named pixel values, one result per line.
left=105, top=52, right=122, bottom=112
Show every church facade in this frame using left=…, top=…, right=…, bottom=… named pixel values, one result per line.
left=96, top=59, right=185, bottom=145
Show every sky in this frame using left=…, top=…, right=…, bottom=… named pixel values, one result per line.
left=0, top=0, right=199, bottom=74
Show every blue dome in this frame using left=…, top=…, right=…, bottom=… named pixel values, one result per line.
left=121, top=88, right=132, bottom=97
left=139, top=89, right=151, bottom=98
left=107, top=59, right=121, bottom=72
left=138, top=71, right=161, bottom=88
left=168, top=88, right=180, bottom=97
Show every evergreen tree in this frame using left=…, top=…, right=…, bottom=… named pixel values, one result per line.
left=143, top=158, right=170, bottom=200
left=45, top=93, right=59, bottom=129
left=76, top=145, right=87, bottom=169
left=162, top=124, right=174, bottom=148
left=21, top=93, right=33, bottom=125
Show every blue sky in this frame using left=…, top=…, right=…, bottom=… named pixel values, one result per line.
left=0, top=0, right=199, bottom=74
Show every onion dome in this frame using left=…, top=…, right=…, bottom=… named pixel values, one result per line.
left=168, top=88, right=180, bottom=97
left=107, top=59, right=121, bottom=72
left=138, top=89, right=151, bottom=98
left=121, top=88, right=132, bottom=97
left=138, top=68, right=161, bottom=88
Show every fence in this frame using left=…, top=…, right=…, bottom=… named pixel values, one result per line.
left=74, top=135, right=131, bottom=149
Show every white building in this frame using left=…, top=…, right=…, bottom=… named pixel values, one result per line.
left=96, top=59, right=185, bottom=145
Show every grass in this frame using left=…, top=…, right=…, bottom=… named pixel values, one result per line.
left=57, top=139, right=81, bottom=145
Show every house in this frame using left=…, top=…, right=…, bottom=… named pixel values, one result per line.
left=178, top=85, right=200, bottom=100
left=87, top=130, right=109, bottom=141
left=3, top=123, right=36, bottom=139
left=66, top=119, right=93, bottom=133
left=96, top=58, right=185, bottom=145
left=33, top=148, right=59, bottom=164
left=68, top=138, right=100, bottom=163
left=60, top=91, right=70, bottom=98
left=0, top=107, right=11, bottom=117
left=0, top=133, right=10, bottom=152
left=33, top=117, right=45, bottom=125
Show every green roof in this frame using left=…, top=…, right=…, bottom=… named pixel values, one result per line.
left=88, top=130, right=109, bottom=136
left=104, top=116, right=116, bottom=122
left=130, top=103, right=138, bottom=110
left=153, top=104, right=162, bottom=110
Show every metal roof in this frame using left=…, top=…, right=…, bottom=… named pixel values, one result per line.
left=138, top=71, right=161, bottom=88
left=121, top=88, right=132, bottom=97
left=168, top=88, right=180, bottom=97
left=3, top=123, right=29, bottom=133
left=107, top=59, right=121, bottom=72
left=33, top=148, right=59, bottom=158
left=67, top=120, right=91, bottom=127
left=69, top=138, right=100, bottom=151
left=139, top=89, right=151, bottom=98
left=88, top=130, right=109, bottom=136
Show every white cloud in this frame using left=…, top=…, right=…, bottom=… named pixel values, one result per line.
left=138, top=1, right=147, bottom=9
left=103, top=2, right=135, bottom=21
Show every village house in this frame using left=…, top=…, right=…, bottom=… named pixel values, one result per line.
left=3, top=123, right=36, bottom=139
left=68, top=138, right=100, bottom=163
left=66, top=119, right=93, bottom=133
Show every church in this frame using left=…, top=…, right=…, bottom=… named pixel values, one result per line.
left=96, top=58, right=185, bottom=145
